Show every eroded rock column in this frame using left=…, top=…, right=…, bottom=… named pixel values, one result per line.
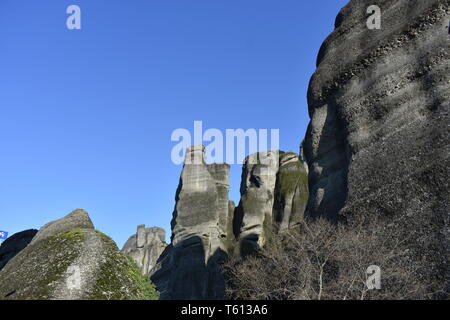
left=151, top=145, right=232, bottom=299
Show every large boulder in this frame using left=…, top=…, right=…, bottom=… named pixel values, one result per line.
left=151, top=145, right=232, bottom=299
left=0, top=209, right=158, bottom=300
left=0, top=229, right=37, bottom=271
left=122, top=225, right=167, bottom=276
left=303, top=0, right=448, bottom=293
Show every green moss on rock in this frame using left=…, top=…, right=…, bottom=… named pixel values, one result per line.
left=278, top=161, right=308, bottom=196
left=0, top=228, right=85, bottom=300
left=87, top=233, right=159, bottom=300
left=272, top=157, right=309, bottom=231
left=57, top=228, right=86, bottom=241
left=0, top=227, right=159, bottom=300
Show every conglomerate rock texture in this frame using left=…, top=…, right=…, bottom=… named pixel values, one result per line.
left=303, top=0, right=449, bottom=294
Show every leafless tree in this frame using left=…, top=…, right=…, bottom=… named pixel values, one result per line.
left=224, top=216, right=444, bottom=300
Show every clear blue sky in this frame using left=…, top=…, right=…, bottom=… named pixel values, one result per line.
left=0, top=0, right=348, bottom=247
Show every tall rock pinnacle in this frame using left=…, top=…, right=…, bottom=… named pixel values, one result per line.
left=151, top=145, right=233, bottom=299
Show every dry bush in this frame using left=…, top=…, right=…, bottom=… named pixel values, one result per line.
left=224, top=216, right=446, bottom=300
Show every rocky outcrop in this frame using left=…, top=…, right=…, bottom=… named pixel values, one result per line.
left=30, top=208, right=94, bottom=245
left=122, top=225, right=167, bottom=275
left=152, top=0, right=447, bottom=299
left=151, top=147, right=309, bottom=299
left=151, top=145, right=232, bottom=300
left=303, top=0, right=448, bottom=293
left=0, top=209, right=158, bottom=300
left=0, top=229, right=37, bottom=271
left=234, top=150, right=309, bottom=254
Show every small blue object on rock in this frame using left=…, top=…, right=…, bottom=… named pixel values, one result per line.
left=0, top=231, right=8, bottom=240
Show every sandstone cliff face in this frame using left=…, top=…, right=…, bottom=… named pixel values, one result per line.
left=122, top=225, right=167, bottom=276
left=0, top=229, right=37, bottom=271
left=0, top=209, right=158, bottom=300
left=303, top=0, right=448, bottom=291
left=151, top=145, right=232, bottom=300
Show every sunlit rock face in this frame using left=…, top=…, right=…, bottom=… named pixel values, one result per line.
left=151, top=144, right=310, bottom=299
left=234, top=150, right=309, bottom=255
left=233, top=151, right=279, bottom=254
left=122, top=225, right=167, bottom=276
left=151, top=145, right=232, bottom=300
left=303, top=0, right=448, bottom=294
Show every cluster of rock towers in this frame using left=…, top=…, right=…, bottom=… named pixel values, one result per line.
left=122, top=145, right=309, bottom=299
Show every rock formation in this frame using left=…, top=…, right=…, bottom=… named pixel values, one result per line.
left=151, top=145, right=233, bottom=299
left=0, top=229, right=37, bottom=271
left=146, top=0, right=447, bottom=299
left=0, top=209, right=158, bottom=300
left=233, top=151, right=279, bottom=254
left=303, top=0, right=448, bottom=293
left=234, top=150, right=309, bottom=255
left=273, top=151, right=309, bottom=233
left=148, top=146, right=309, bottom=299
left=30, top=209, right=94, bottom=245
left=122, top=225, right=167, bottom=275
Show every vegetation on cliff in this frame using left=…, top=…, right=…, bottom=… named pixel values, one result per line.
left=0, top=223, right=159, bottom=300
left=224, top=215, right=447, bottom=300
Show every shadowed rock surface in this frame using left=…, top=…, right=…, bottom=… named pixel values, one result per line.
left=122, top=225, right=167, bottom=275
left=0, top=209, right=158, bottom=300
left=303, top=0, right=448, bottom=294
left=273, top=151, right=309, bottom=233
left=0, top=229, right=37, bottom=271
